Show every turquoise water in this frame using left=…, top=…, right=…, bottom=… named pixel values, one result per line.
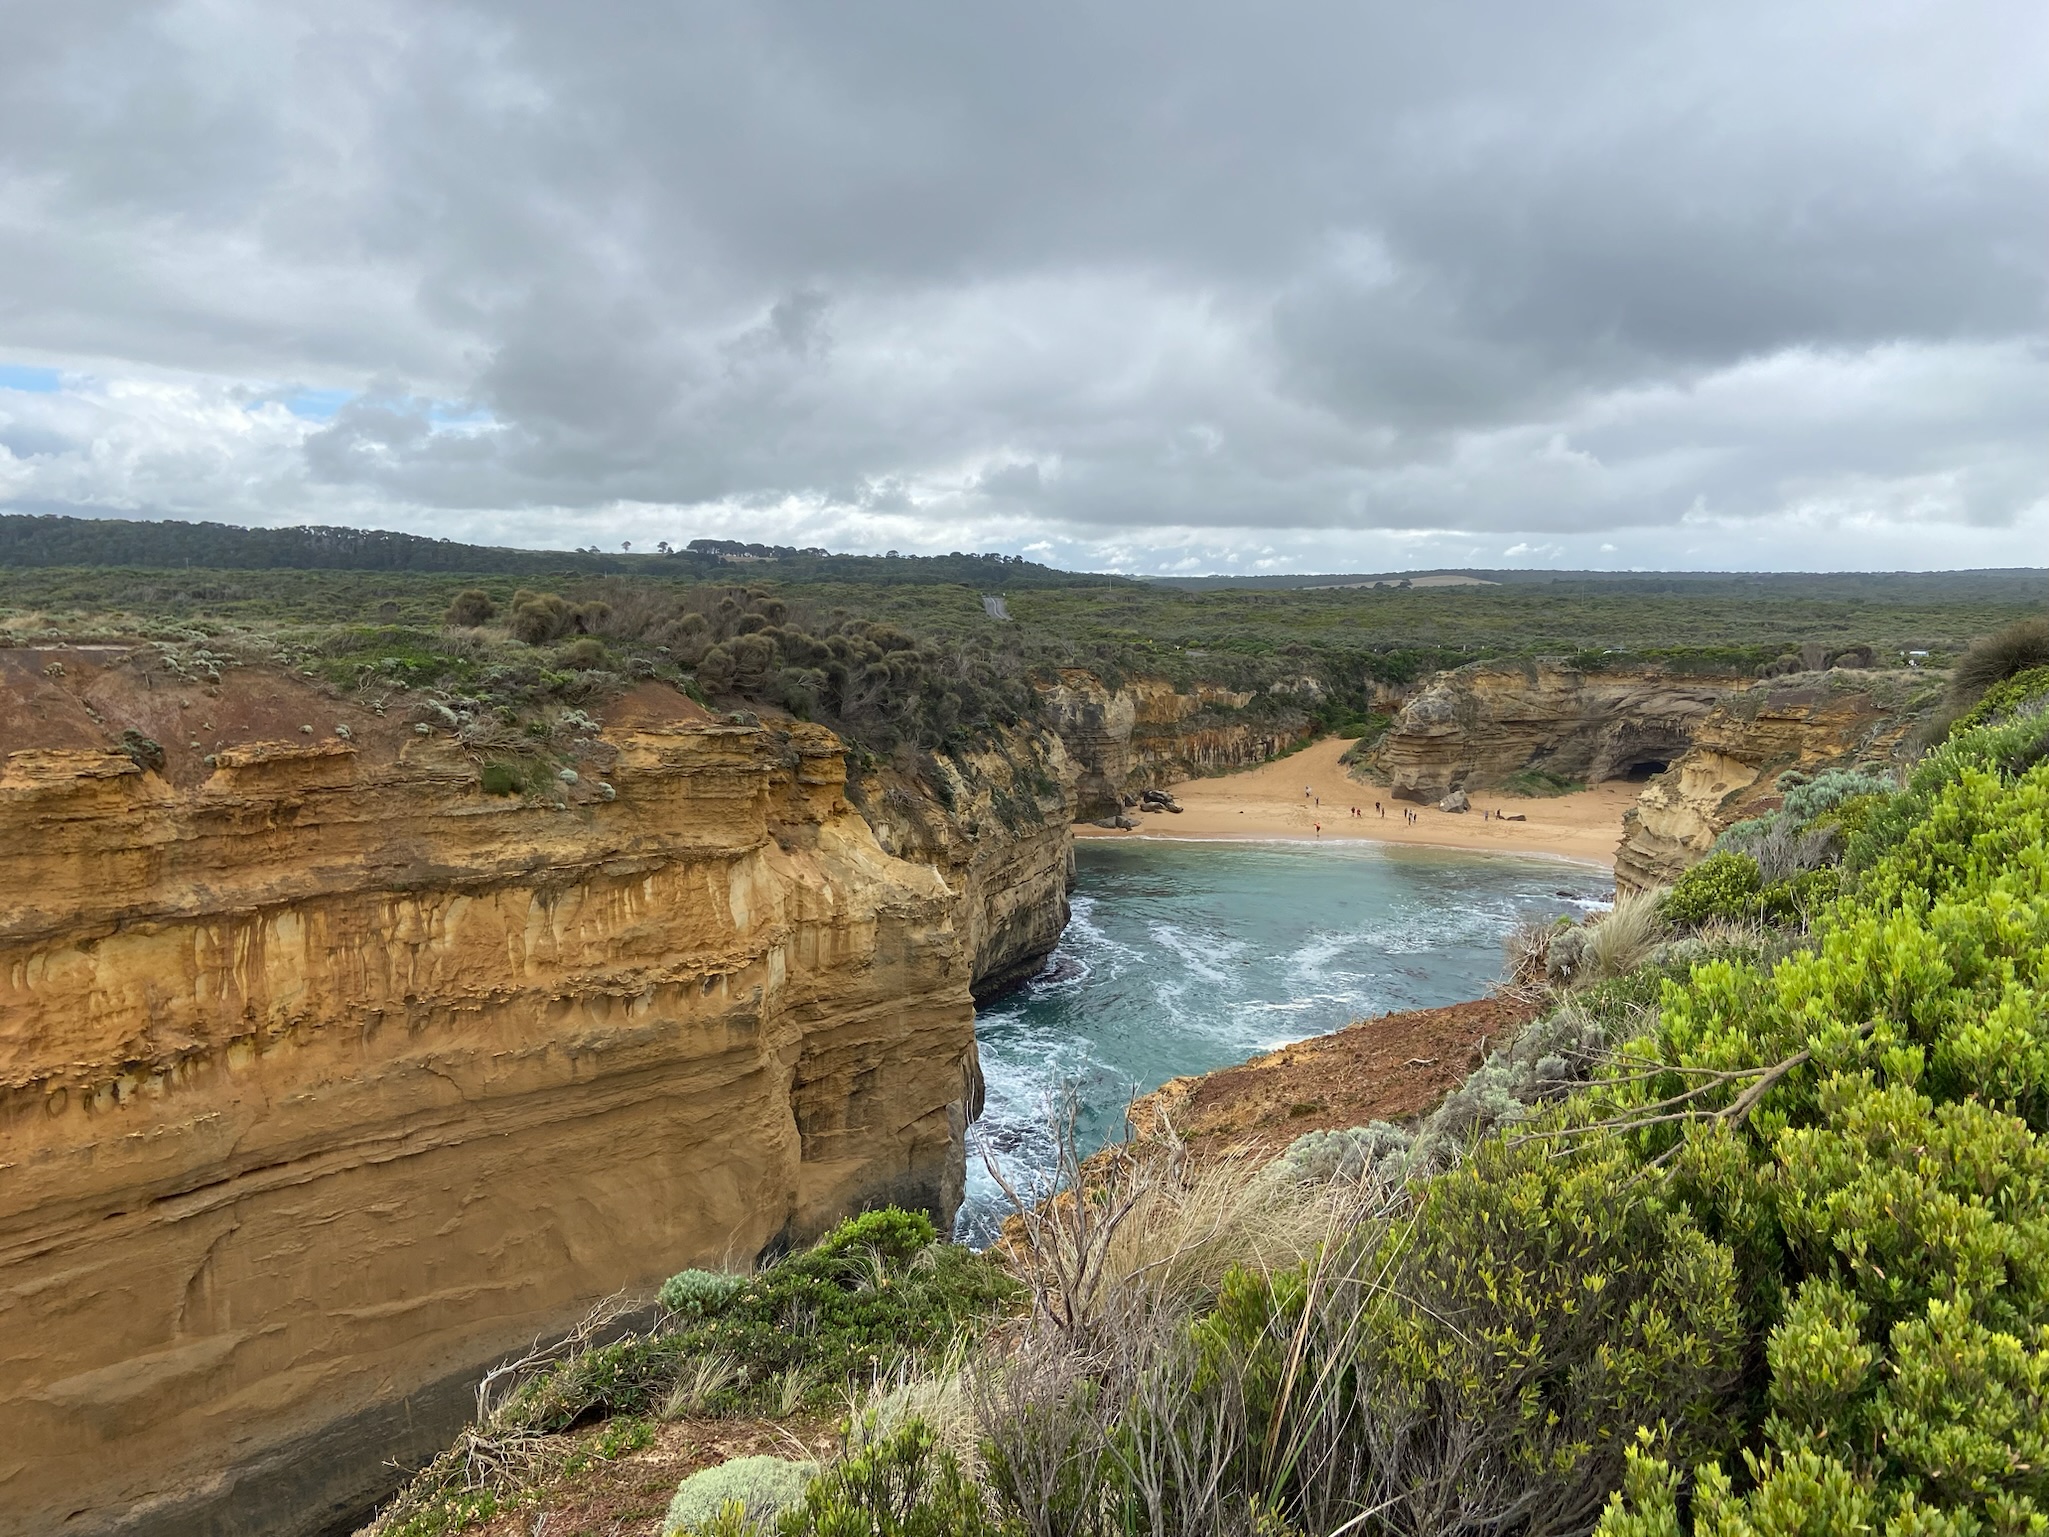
left=957, top=838, right=1612, bottom=1245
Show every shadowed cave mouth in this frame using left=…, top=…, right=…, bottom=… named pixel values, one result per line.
left=1622, top=758, right=1670, bottom=780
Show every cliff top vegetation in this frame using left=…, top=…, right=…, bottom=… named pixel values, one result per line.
left=4, top=518, right=2041, bottom=766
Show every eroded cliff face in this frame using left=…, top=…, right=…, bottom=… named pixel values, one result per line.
left=0, top=653, right=992, bottom=1537
left=1614, top=671, right=1933, bottom=894
left=1037, top=671, right=1307, bottom=819
left=851, top=726, right=1079, bottom=999
left=1364, top=660, right=1749, bottom=801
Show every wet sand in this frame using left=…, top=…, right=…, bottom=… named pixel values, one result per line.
left=1075, top=735, right=1637, bottom=868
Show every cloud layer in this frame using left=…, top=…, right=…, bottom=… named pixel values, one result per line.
left=2, top=0, right=2043, bottom=571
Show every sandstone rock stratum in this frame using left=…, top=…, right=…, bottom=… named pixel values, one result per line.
left=1037, top=671, right=1306, bottom=818
left=1614, top=670, right=1935, bottom=893
left=1365, top=659, right=1749, bottom=802
left=0, top=648, right=1035, bottom=1537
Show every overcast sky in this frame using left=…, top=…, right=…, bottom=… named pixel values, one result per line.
left=1, top=1, right=2043, bottom=573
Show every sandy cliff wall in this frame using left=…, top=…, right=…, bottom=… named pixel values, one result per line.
left=1364, top=660, right=1749, bottom=801
left=0, top=700, right=989, bottom=1537
left=1614, top=671, right=1934, bottom=894
left=1037, top=672, right=1307, bottom=819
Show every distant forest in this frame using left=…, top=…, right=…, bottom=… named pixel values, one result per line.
left=0, top=514, right=1122, bottom=589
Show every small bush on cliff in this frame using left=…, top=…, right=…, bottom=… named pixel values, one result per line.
left=773, top=1418, right=1017, bottom=1536
left=508, top=1209, right=1014, bottom=1432
left=664, top=1455, right=818, bottom=1534
left=1662, top=850, right=1763, bottom=927
left=659, top=1268, right=746, bottom=1319
left=1502, top=766, right=1587, bottom=797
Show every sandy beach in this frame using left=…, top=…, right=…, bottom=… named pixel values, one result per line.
left=1075, top=735, right=1637, bottom=868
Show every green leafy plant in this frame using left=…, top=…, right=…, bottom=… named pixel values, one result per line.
left=775, top=1418, right=1017, bottom=1536
left=1661, top=850, right=1763, bottom=926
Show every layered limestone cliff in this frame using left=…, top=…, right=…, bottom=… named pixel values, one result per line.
left=1037, top=671, right=1309, bottom=819
left=0, top=651, right=1001, bottom=1537
left=1614, top=670, right=1935, bottom=894
left=1364, top=660, right=1749, bottom=802
left=851, top=727, right=1079, bottom=1000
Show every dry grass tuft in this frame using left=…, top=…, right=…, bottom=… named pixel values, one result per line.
left=1576, top=890, right=1665, bottom=985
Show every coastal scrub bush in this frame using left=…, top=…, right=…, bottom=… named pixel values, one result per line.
left=444, top=588, right=496, bottom=626
left=1661, top=850, right=1762, bottom=926
left=664, top=1455, right=817, bottom=1534
left=1178, top=1131, right=1746, bottom=1537
left=774, top=1418, right=1018, bottom=1536
left=1951, top=662, right=2049, bottom=736
left=1591, top=754, right=2049, bottom=1533
left=477, top=760, right=525, bottom=796
left=659, top=1268, right=746, bottom=1319
left=1948, top=615, right=2049, bottom=701
left=1277, top=1122, right=1414, bottom=1185
left=1502, top=766, right=1588, bottom=797
left=478, top=1208, right=1010, bottom=1438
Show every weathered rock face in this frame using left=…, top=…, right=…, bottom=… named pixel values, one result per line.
left=1365, top=660, right=1749, bottom=802
left=1037, top=672, right=1307, bottom=819
left=851, top=726, right=1079, bottom=1000
left=0, top=680, right=989, bottom=1537
left=1614, top=671, right=1934, bottom=894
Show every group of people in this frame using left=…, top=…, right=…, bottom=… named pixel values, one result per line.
left=1299, top=789, right=1514, bottom=832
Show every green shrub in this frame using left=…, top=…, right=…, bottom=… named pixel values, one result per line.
left=118, top=728, right=165, bottom=772
left=665, top=1455, right=817, bottom=1535
left=1951, top=662, right=2049, bottom=735
left=501, top=1209, right=1012, bottom=1433
left=660, top=1268, right=746, bottom=1319
left=1595, top=753, right=2049, bottom=1533
left=478, top=760, right=524, bottom=796
left=558, top=636, right=608, bottom=669
left=444, top=588, right=496, bottom=626
left=1184, top=1129, right=1746, bottom=1536
left=1756, top=864, right=1839, bottom=922
left=774, top=1419, right=1016, bottom=1536
left=1661, top=850, right=1763, bottom=926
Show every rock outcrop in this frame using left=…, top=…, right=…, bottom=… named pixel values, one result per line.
left=0, top=653, right=996, bottom=1537
left=1364, top=660, right=1750, bottom=802
left=1614, top=670, right=1936, bottom=894
left=1037, top=671, right=1308, bottom=819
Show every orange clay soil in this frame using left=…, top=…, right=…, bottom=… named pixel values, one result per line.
left=1076, top=734, right=1637, bottom=868
left=1131, top=993, right=1546, bottom=1164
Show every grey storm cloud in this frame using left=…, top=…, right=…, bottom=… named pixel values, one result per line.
left=0, top=0, right=2043, bottom=569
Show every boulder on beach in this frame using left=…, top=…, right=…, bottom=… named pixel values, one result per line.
left=1438, top=789, right=1471, bottom=813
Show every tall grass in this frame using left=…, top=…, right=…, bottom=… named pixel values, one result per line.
left=1575, top=890, right=1664, bottom=985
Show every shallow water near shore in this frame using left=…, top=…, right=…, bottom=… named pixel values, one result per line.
left=957, top=838, right=1612, bottom=1246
